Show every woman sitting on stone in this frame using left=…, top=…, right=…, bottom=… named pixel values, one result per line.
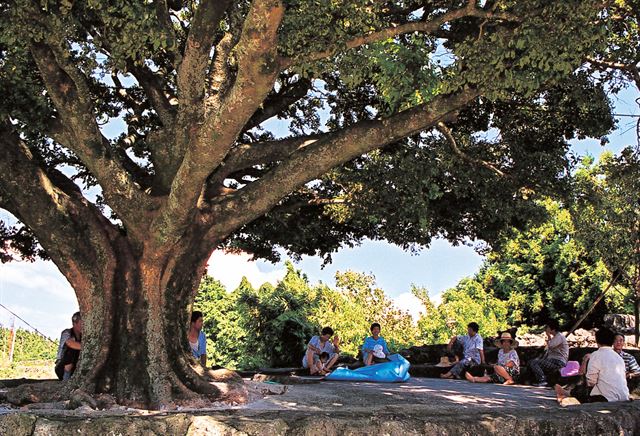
left=466, top=332, right=520, bottom=385
left=302, top=327, right=340, bottom=375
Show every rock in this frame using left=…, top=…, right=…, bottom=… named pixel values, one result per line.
left=94, top=393, right=117, bottom=410
left=604, top=314, right=636, bottom=334
left=566, top=329, right=597, bottom=348
left=22, top=401, right=68, bottom=410
left=559, top=397, right=581, bottom=407
left=68, top=389, right=98, bottom=410
left=5, top=381, right=64, bottom=406
left=251, top=374, right=320, bottom=385
left=517, top=333, right=547, bottom=347
left=0, top=413, right=37, bottom=435
left=246, top=380, right=288, bottom=395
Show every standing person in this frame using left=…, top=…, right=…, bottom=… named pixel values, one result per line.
left=613, top=333, right=640, bottom=379
left=188, top=311, right=207, bottom=367
left=54, top=312, right=82, bottom=381
left=362, top=322, right=391, bottom=366
left=466, top=332, right=520, bottom=385
left=441, top=322, right=484, bottom=379
left=529, top=319, right=568, bottom=387
left=555, top=328, right=629, bottom=404
left=302, top=327, right=340, bottom=375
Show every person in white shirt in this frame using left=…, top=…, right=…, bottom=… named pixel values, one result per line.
left=441, top=322, right=485, bottom=379
left=555, top=328, right=629, bottom=405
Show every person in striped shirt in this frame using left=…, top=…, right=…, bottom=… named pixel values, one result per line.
left=614, top=333, right=640, bottom=379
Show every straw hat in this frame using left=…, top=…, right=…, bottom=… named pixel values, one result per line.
left=435, top=356, right=454, bottom=367
left=494, top=332, right=519, bottom=348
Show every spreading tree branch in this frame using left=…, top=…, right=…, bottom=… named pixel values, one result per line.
left=150, top=0, right=285, bottom=249
left=177, top=0, right=232, bottom=106
left=243, top=77, right=312, bottom=130
left=0, top=121, right=120, bottom=311
left=280, top=1, right=521, bottom=68
left=29, top=41, right=154, bottom=236
left=436, top=121, right=507, bottom=178
left=206, top=88, right=480, bottom=240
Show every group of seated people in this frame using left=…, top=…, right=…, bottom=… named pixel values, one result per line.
left=302, top=322, right=392, bottom=375
left=302, top=319, right=639, bottom=406
left=55, top=310, right=640, bottom=407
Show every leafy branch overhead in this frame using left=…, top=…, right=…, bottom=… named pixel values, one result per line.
left=0, top=0, right=616, bottom=264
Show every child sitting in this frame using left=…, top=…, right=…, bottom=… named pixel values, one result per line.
left=314, top=352, right=332, bottom=375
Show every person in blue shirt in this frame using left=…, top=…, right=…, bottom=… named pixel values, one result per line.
left=362, top=322, right=391, bottom=366
left=188, top=311, right=207, bottom=366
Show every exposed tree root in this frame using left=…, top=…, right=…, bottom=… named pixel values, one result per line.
left=1, top=368, right=248, bottom=411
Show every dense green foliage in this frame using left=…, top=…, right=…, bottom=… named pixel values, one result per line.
left=194, top=263, right=416, bottom=369
left=478, top=198, right=628, bottom=328
left=0, top=0, right=619, bottom=267
left=415, top=281, right=509, bottom=344
left=570, top=149, right=640, bottom=341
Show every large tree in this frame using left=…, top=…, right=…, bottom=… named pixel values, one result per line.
left=0, top=0, right=615, bottom=407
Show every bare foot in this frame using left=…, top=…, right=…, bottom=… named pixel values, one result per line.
left=554, top=384, right=570, bottom=404
left=503, top=379, right=515, bottom=385
left=440, top=372, right=454, bottom=379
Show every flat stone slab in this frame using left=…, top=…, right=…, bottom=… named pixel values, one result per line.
left=1, top=378, right=639, bottom=435
left=245, top=377, right=561, bottom=412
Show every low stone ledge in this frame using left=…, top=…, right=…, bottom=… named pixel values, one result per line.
left=1, top=401, right=639, bottom=436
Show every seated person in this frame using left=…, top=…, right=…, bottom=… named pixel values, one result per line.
left=555, top=328, right=629, bottom=404
left=54, top=311, right=82, bottom=381
left=466, top=332, right=519, bottom=385
left=188, top=311, right=207, bottom=366
left=312, top=352, right=331, bottom=375
left=362, top=322, right=391, bottom=366
left=441, top=322, right=484, bottom=379
left=529, top=319, right=568, bottom=387
left=302, top=327, right=340, bottom=375
left=614, top=333, right=640, bottom=380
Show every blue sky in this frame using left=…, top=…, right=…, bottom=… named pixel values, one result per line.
left=0, top=82, right=637, bottom=339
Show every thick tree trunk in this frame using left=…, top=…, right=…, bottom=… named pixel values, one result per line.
left=66, top=239, right=246, bottom=409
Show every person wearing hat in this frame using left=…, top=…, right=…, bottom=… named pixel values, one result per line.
left=362, top=323, right=391, bottom=366
left=465, top=332, right=520, bottom=385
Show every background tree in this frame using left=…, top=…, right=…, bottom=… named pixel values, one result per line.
left=310, top=271, right=417, bottom=356
left=0, top=0, right=617, bottom=407
left=571, top=150, right=640, bottom=344
left=195, top=266, right=416, bottom=369
left=416, top=279, right=508, bottom=344
left=478, top=198, right=626, bottom=328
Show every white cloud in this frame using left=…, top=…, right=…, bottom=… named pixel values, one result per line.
left=0, top=260, right=77, bottom=338
left=390, top=291, right=443, bottom=322
left=206, top=251, right=287, bottom=291
left=392, top=292, right=425, bottom=320
left=0, top=260, right=76, bottom=303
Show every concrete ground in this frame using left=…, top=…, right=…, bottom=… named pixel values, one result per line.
left=245, top=377, right=559, bottom=413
